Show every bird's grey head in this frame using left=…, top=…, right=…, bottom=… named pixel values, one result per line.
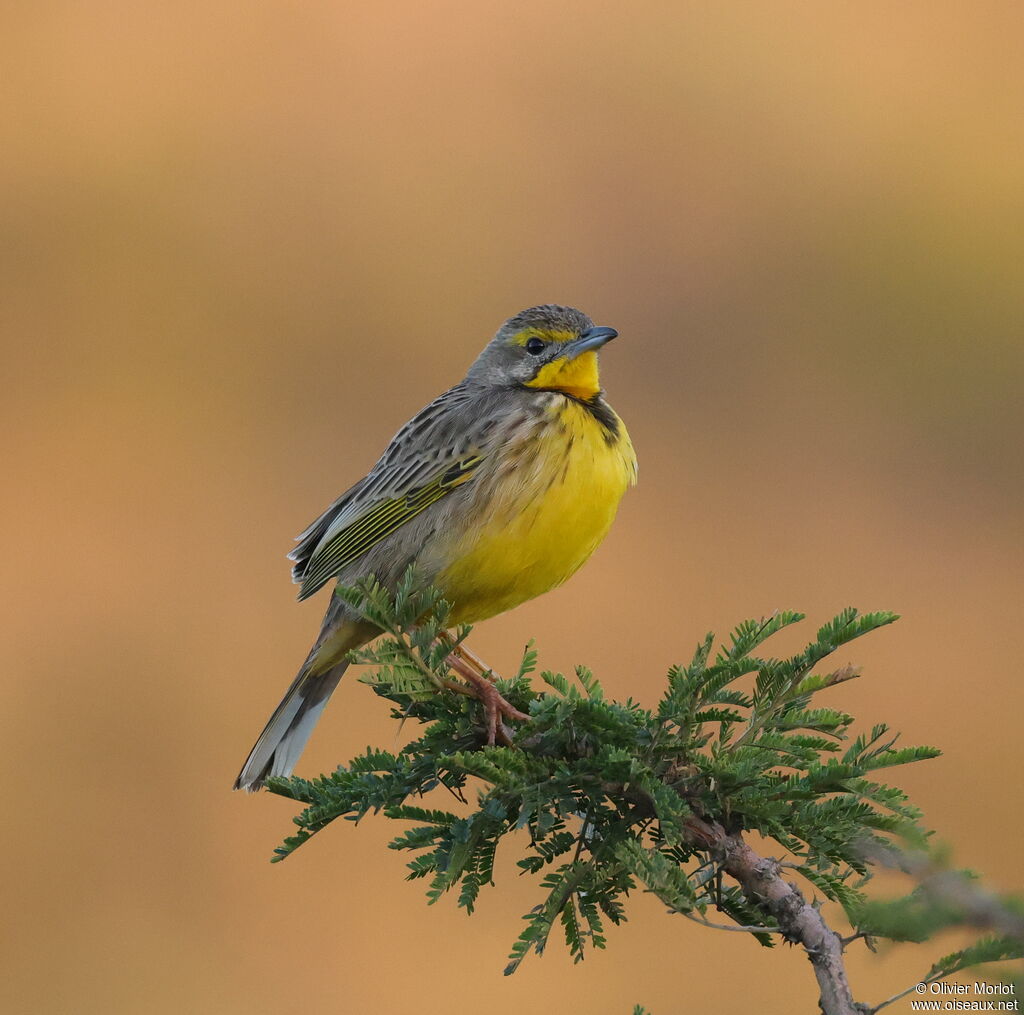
left=465, top=305, right=619, bottom=399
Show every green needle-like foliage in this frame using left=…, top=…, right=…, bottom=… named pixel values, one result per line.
left=263, top=573, right=1021, bottom=1001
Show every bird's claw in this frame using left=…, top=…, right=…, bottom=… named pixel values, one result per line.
left=444, top=642, right=530, bottom=745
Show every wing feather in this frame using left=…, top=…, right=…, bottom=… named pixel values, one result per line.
left=289, top=385, right=490, bottom=601
left=295, top=454, right=482, bottom=600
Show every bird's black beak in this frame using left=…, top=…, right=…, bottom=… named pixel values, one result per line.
left=565, top=326, right=618, bottom=358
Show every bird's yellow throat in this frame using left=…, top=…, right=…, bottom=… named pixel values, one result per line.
left=524, top=350, right=602, bottom=401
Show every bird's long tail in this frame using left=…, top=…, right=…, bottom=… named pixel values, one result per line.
left=233, top=657, right=349, bottom=792
left=235, top=604, right=376, bottom=792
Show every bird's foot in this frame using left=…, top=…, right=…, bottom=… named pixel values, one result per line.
left=444, top=642, right=530, bottom=746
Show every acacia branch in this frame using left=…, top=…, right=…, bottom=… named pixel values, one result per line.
left=682, top=813, right=863, bottom=1015
left=271, top=596, right=962, bottom=1011
left=600, top=780, right=864, bottom=1014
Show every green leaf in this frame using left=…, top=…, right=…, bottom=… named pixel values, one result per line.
left=924, top=935, right=1024, bottom=981
left=574, top=665, right=605, bottom=700
left=561, top=895, right=584, bottom=962
left=517, top=640, right=539, bottom=679
left=795, top=866, right=865, bottom=916
left=540, top=670, right=575, bottom=698
left=723, top=612, right=805, bottom=660
left=614, top=840, right=696, bottom=913
left=458, top=872, right=483, bottom=914
left=713, top=886, right=778, bottom=948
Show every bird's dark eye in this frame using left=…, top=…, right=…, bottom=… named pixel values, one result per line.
left=525, top=337, right=546, bottom=355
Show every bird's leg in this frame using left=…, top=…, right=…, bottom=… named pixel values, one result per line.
left=441, top=639, right=530, bottom=746
left=449, top=641, right=497, bottom=681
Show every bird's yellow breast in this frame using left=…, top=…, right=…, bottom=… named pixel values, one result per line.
left=439, top=398, right=636, bottom=624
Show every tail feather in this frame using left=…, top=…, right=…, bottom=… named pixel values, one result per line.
left=233, top=660, right=349, bottom=792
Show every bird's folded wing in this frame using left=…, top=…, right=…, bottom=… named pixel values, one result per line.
left=291, top=451, right=484, bottom=601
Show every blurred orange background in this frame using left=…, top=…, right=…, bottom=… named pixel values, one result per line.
left=3, top=3, right=1022, bottom=1013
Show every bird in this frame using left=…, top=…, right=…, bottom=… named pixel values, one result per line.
left=234, top=304, right=637, bottom=791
